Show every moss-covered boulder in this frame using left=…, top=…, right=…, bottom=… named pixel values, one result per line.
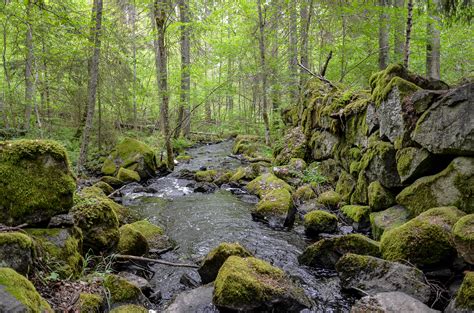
left=198, top=242, right=252, bottom=284
left=252, top=188, right=295, bottom=229
left=213, top=256, right=311, bottom=312
left=110, top=305, right=148, bottom=313
left=396, top=147, right=434, bottom=184
left=368, top=181, right=395, bottom=212
left=453, top=214, right=474, bottom=265
left=93, top=181, right=114, bottom=195
left=396, top=157, right=474, bottom=215
left=78, top=293, right=103, bottom=313
left=0, top=232, right=34, bottom=275
left=350, top=171, right=369, bottom=205
left=117, top=167, right=141, bottom=183
left=272, top=165, right=304, bottom=187
left=303, top=210, right=338, bottom=237
left=336, top=254, right=431, bottom=303
left=117, top=224, right=149, bottom=256
left=335, top=170, right=356, bottom=202
left=274, top=127, right=307, bottom=166
left=0, top=140, right=76, bottom=226
left=293, top=185, right=316, bottom=204
left=195, top=169, right=218, bottom=183
left=317, top=190, right=342, bottom=208
left=128, top=220, right=169, bottom=250
left=232, top=135, right=260, bottom=157
left=310, top=130, right=340, bottom=161
left=101, top=137, right=158, bottom=179
left=100, top=176, right=124, bottom=188
left=176, top=154, right=192, bottom=162
left=104, top=274, right=144, bottom=306
left=26, top=227, right=83, bottom=278
left=446, top=272, right=474, bottom=313
left=341, top=205, right=371, bottom=231
left=246, top=173, right=293, bottom=198
left=0, top=267, right=52, bottom=312
left=370, top=205, right=410, bottom=240
left=298, top=234, right=380, bottom=269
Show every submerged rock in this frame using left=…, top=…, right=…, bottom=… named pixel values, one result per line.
left=351, top=292, right=439, bottom=313
left=453, top=214, right=474, bottom=265
left=0, top=232, right=34, bottom=275
left=0, top=139, right=76, bottom=226
left=336, top=253, right=431, bottom=303
left=213, top=256, right=311, bottom=312
left=303, top=210, right=338, bottom=237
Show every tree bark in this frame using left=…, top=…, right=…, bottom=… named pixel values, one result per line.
left=426, top=0, right=441, bottom=80
left=288, top=0, right=298, bottom=104
left=378, top=0, right=390, bottom=70
left=403, top=0, right=414, bottom=69
left=153, top=0, right=174, bottom=170
left=299, top=0, right=313, bottom=87
left=393, top=0, right=405, bottom=63
left=257, top=0, right=271, bottom=145
left=132, top=0, right=138, bottom=129
left=77, top=0, right=103, bottom=174
left=175, top=0, right=190, bottom=138
left=24, top=0, right=35, bottom=131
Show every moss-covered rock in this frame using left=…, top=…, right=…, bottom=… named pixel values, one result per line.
left=396, top=147, right=434, bottom=184
left=352, top=291, right=438, bottom=313
left=0, top=139, right=76, bottom=226
left=293, top=185, right=316, bottom=204
left=117, top=167, right=140, bottom=183
left=336, top=170, right=356, bottom=202
left=453, top=214, right=474, bottom=265
left=93, top=181, right=114, bottom=195
left=303, top=210, right=338, bottom=237
left=298, top=234, right=380, bottom=269
left=450, top=272, right=474, bottom=312
left=232, top=135, right=261, bottom=157
left=289, top=158, right=307, bottom=171
left=252, top=188, right=295, bottom=228
left=198, top=242, right=252, bottom=284
left=417, top=206, right=466, bottom=231
left=310, top=130, right=340, bottom=161
left=317, top=158, right=342, bottom=185
left=272, top=165, right=304, bottom=187
left=341, top=205, right=371, bottom=231
left=26, top=227, right=83, bottom=278
left=128, top=220, right=169, bottom=250
left=176, top=154, right=192, bottom=162
left=317, top=190, right=342, bottom=207
left=0, top=232, right=34, bottom=275
left=117, top=224, right=149, bottom=256
left=101, top=137, right=158, bottom=179
left=214, top=170, right=234, bottom=185
left=274, top=127, right=307, bottom=166
left=246, top=173, right=293, bottom=198
left=396, top=157, right=474, bottom=216
left=336, top=253, right=431, bottom=303
left=370, top=205, right=410, bottom=240
left=367, top=181, right=395, bottom=212
left=100, top=176, right=124, bottom=188
left=195, top=170, right=218, bottom=183
left=78, top=293, right=103, bottom=313
left=351, top=171, right=369, bottom=205
left=0, top=267, right=52, bottom=312
left=104, top=274, right=143, bottom=304
left=110, top=305, right=148, bottom=313
left=79, top=186, right=130, bottom=225
left=213, top=256, right=311, bottom=312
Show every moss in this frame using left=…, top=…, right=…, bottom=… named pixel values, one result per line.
left=246, top=173, right=293, bottom=198
left=0, top=232, right=33, bottom=249
left=195, top=170, right=218, bottom=183
left=100, top=176, right=124, bottom=188
left=104, top=274, right=141, bottom=303
left=303, top=210, right=338, bottom=236
left=79, top=187, right=130, bottom=226
left=335, top=253, right=374, bottom=278
left=215, top=171, right=234, bottom=185
left=370, top=206, right=409, bottom=240
left=0, top=139, right=76, bottom=225
left=380, top=218, right=456, bottom=267
left=317, top=190, right=342, bottom=207
left=176, top=154, right=192, bottom=162
left=93, top=181, right=114, bottom=195
left=254, top=188, right=293, bottom=215
left=199, top=242, right=252, bottom=284
left=289, top=158, right=307, bottom=171
left=396, top=147, right=416, bottom=178
left=367, top=181, right=395, bottom=212
left=129, top=220, right=166, bottom=250
left=0, top=267, right=52, bottom=312
left=293, top=185, right=316, bottom=202
left=336, top=171, right=356, bottom=202
left=453, top=214, right=474, bottom=264
left=117, top=167, right=140, bottom=183
left=350, top=171, right=369, bottom=205
left=341, top=205, right=371, bottom=223
left=26, top=227, right=83, bottom=279
left=455, top=272, right=474, bottom=309
left=298, top=234, right=380, bottom=269
left=110, top=305, right=148, bottom=313
left=79, top=293, right=103, bottom=313
left=274, top=127, right=307, bottom=166
left=117, top=224, right=149, bottom=256
left=417, top=206, right=465, bottom=231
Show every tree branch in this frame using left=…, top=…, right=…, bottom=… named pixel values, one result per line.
left=298, top=62, right=335, bottom=88
left=114, top=254, right=199, bottom=268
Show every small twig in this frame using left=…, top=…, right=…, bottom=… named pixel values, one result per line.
left=107, top=183, right=133, bottom=198
left=114, top=254, right=199, bottom=268
left=298, top=62, right=336, bottom=88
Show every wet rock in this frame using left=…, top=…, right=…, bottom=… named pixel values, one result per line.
left=128, top=220, right=170, bottom=251
left=252, top=188, right=296, bottom=229
left=176, top=169, right=195, bottom=180
left=310, top=130, right=340, bottom=161
left=369, top=205, right=409, bottom=240
left=367, top=181, right=395, bottom=212
left=412, top=83, right=474, bottom=156
left=246, top=173, right=293, bottom=198
left=0, top=268, right=52, bottom=312
left=48, top=213, right=75, bottom=228
left=93, top=181, right=115, bottom=195
left=195, top=170, right=218, bottom=183
left=229, top=165, right=261, bottom=184
left=100, top=175, right=125, bottom=188
left=109, top=304, right=148, bottom=313
left=118, top=272, right=152, bottom=296
left=453, top=214, right=474, bottom=265
left=102, top=137, right=158, bottom=179
left=299, top=234, right=380, bottom=269
left=396, top=157, right=474, bottom=215
left=164, top=285, right=214, bottom=313
left=396, top=147, right=434, bottom=184
left=303, top=210, right=338, bottom=237
left=194, top=182, right=218, bottom=193
left=103, top=274, right=147, bottom=308
left=0, top=140, right=76, bottom=226
left=213, top=256, right=311, bottom=312
left=117, top=224, right=149, bottom=256
left=274, top=127, right=307, bottom=165
left=117, top=167, right=141, bottom=183
left=198, top=242, right=252, bottom=284
left=336, top=253, right=432, bottom=303
left=179, top=273, right=200, bottom=288
left=340, top=205, right=371, bottom=232
left=445, top=272, right=474, bottom=313
left=0, top=232, right=34, bottom=275
left=351, top=292, right=439, bottom=313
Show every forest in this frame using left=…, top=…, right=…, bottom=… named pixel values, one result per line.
left=0, top=0, right=473, bottom=312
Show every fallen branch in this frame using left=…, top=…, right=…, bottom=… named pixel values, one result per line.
left=114, top=254, right=199, bottom=268
left=0, top=223, right=28, bottom=232
left=107, top=183, right=133, bottom=199
left=298, top=62, right=335, bottom=88
left=245, top=156, right=273, bottom=163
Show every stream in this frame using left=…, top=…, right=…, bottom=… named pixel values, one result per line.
left=119, top=140, right=353, bottom=312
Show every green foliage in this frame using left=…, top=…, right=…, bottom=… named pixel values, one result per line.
left=302, top=165, right=327, bottom=185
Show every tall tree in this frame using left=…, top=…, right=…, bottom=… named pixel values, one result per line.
left=300, top=0, right=313, bottom=86
left=77, top=0, right=103, bottom=173
left=257, top=0, right=271, bottom=145
left=288, top=0, right=298, bottom=104
left=403, top=0, right=414, bottom=68
left=426, top=0, right=441, bottom=79
left=393, top=0, right=405, bottom=63
left=378, top=0, right=390, bottom=69
left=153, top=0, right=174, bottom=169
left=24, top=0, right=35, bottom=130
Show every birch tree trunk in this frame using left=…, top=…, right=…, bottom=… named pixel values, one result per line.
left=257, top=0, right=271, bottom=145
left=403, top=0, right=414, bottom=69
left=426, top=0, right=441, bottom=80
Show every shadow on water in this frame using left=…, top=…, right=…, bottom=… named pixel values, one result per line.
left=121, top=140, right=354, bottom=312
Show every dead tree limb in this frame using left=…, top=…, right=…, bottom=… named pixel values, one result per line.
left=320, top=50, right=333, bottom=77
left=298, top=62, right=335, bottom=88
left=114, top=254, right=199, bottom=268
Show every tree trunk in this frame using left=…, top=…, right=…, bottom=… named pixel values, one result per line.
left=77, top=0, right=103, bottom=174
left=288, top=0, right=298, bottom=104
left=299, top=0, right=313, bottom=87
left=153, top=0, right=174, bottom=170
left=257, top=0, right=271, bottom=145
left=175, top=0, right=190, bottom=138
left=270, top=0, right=281, bottom=129
left=378, top=0, right=390, bottom=70
left=403, top=0, right=414, bottom=69
left=393, top=0, right=405, bottom=63
left=24, top=0, right=34, bottom=131
left=132, top=0, right=138, bottom=129
left=426, top=0, right=441, bottom=80
left=1, top=10, right=9, bottom=128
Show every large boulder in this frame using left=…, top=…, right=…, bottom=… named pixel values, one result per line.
left=396, top=147, right=435, bottom=184
left=246, top=173, right=293, bottom=198
left=252, top=188, right=295, bottom=229
left=0, top=140, right=76, bottom=226
left=298, top=234, right=380, bottom=269
left=368, top=181, right=395, bottom=212
left=0, top=268, right=52, bottom=312
left=351, top=292, right=439, bottom=313
left=396, top=157, right=474, bottom=215
left=453, top=214, right=474, bottom=265
left=117, top=224, right=149, bottom=256
left=0, top=232, right=34, bottom=275
left=310, top=131, right=339, bottom=161
left=303, top=210, right=338, bottom=237
left=213, top=256, right=311, bottom=312
left=336, top=253, right=431, bottom=303
left=445, top=272, right=474, bottom=313
left=412, top=83, right=473, bottom=156
left=335, top=170, right=356, bottom=202
left=370, top=205, right=410, bottom=241
left=274, top=127, right=307, bottom=165
left=198, top=242, right=252, bottom=284
left=102, top=137, right=158, bottom=180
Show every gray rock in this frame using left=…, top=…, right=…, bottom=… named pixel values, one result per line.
left=48, top=213, right=75, bottom=228
left=370, top=205, right=410, bottom=240
left=361, top=141, right=402, bottom=188
left=274, top=127, right=307, bottom=165
left=396, top=147, right=434, bottom=184
left=336, top=254, right=432, bottom=303
left=351, top=292, right=439, bottom=313
left=0, top=232, right=34, bottom=275
left=118, top=272, right=152, bottom=296
left=164, top=285, right=215, bottom=313
left=379, top=87, right=410, bottom=146
left=310, top=131, right=340, bottom=161
left=412, top=83, right=474, bottom=156
left=0, top=286, right=27, bottom=313
left=366, top=103, right=379, bottom=135
left=408, top=89, right=445, bottom=114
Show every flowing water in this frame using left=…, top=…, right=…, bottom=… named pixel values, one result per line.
left=120, top=140, right=353, bottom=312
